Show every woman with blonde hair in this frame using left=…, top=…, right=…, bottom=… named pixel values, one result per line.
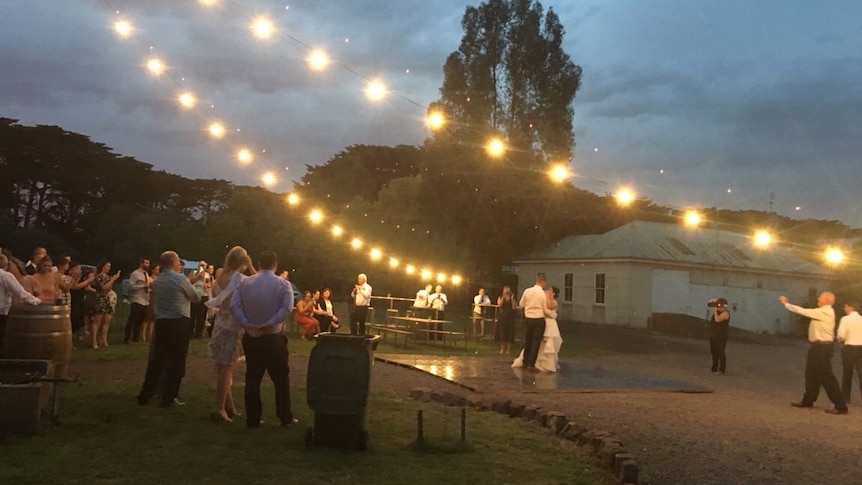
left=206, top=246, right=255, bottom=423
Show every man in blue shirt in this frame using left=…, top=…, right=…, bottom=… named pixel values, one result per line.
left=137, top=251, right=204, bottom=407
left=231, top=250, right=296, bottom=427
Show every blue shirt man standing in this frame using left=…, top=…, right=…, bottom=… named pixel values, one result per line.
left=231, top=250, right=296, bottom=427
left=137, top=251, right=204, bottom=407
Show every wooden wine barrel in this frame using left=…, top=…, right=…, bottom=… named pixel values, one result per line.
left=4, top=304, right=72, bottom=378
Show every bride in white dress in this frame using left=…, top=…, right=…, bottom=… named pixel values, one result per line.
left=512, top=287, right=562, bottom=373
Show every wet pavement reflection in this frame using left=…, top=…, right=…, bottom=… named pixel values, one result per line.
left=376, top=354, right=712, bottom=393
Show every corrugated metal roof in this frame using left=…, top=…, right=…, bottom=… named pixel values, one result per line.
left=516, top=221, right=833, bottom=277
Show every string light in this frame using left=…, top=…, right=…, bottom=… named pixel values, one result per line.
left=145, top=57, right=165, bottom=76
left=548, top=163, right=571, bottom=184
left=370, top=248, right=382, bottom=261
left=683, top=210, right=702, bottom=227
left=753, top=230, right=772, bottom=248
left=425, top=111, right=445, bottom=131
left=421, top=269, right=432, bottom=281
left=450, top=275, right=463, bottom=286
left=286, top=193, right=300, bottom=206
left=389, top=257, right=399, bottom=268
left=436, top=273, right=447, bottom=284
left=177, top=91, right=197, bottom=109
left=824, top=247, right=844, bottom=266
left=250, top=16, right=275, bottom=40
left=615, top=187, right=636, bottom=207
left=208, top=122, right=226, bottom=139
left=331, top=225, right=343, bottom=237
left=261, top=171, right=277, bottom=187
left=236, top=148, right=253, bottom=164
left=364, top=80, right=387, bottom=102
left=351, top=237, right=363, bottom=249
left=307, top=49, right=330, bottom=71
left=486, top=138, right=506, bottom=158
left=405, top=264, right=416, bottom=275
left=309, top=209, right=324, bottom=224
left=113, top=19, right=133, bottom=38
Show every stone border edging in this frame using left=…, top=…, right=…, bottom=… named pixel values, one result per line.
left=409, top=387, right=641, bottom=485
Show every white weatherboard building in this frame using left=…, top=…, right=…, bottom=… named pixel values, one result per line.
left=514, top=221, right=836, bottom=335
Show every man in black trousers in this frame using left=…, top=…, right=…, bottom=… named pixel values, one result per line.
left=519, top=273, right=550, bottom=372
left=230, top=250, right=297, bottom=428
left=781, top=292, right=848, bottom=415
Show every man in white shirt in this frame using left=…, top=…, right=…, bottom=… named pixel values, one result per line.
left=837, top=301, right=862, bottom=403
left=0, top=253, right=42, bottom=358
left=780, top=292, right=848, bottom=414
left=472, top=287, right=491, bottom=337
left=124, top=257, right=151, bottom=344
left=350, top=273, right=372, bottom=335
left=520, top=274, right=552, bottom=372
left=429, top=285, right=449, bottom=340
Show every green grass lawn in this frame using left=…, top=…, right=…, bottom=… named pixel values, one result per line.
left=2, top=302, right=607, bottom=484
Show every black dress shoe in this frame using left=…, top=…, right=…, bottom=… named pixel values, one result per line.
left=790, top=402, right=813, bottom=408
left=825, top=408, right=848, bottom=415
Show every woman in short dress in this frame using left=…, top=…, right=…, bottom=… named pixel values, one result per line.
left=495, top=286, right=518, bottom=354
left=89, top=261, right=121, bottom=349
left=206, top=247, right=254, bottom=423
left=294, top=290, right=321, bottom=339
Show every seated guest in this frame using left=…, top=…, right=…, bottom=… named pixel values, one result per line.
left=294, top=290, right=321, bottom=339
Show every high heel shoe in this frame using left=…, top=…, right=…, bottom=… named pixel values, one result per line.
left=210, top=411, right=233, bottom=423
left=226, top=408, right=242, bottom=419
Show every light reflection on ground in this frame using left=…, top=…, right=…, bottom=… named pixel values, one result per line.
left=376, top=354, right=712, bottom=393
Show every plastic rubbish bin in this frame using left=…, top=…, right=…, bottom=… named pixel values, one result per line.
left=305, top=333, right=382, bottom=450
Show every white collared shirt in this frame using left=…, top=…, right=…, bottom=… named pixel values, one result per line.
left=352, top=282, right=372, bottom=306
left=520, top=284, right=548, bottom=319
left=784, top=303, right=835, bottom=343
left=838, top=311, right=862, bottom=346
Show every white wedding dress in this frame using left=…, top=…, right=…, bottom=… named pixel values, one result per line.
left=512, top=311, right=562, bottom=373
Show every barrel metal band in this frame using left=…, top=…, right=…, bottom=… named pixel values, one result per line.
left=12, top=314, right=70, bottom=320
left=15, top=331, right=72, bottom=338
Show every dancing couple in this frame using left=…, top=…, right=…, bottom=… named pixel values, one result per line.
left=512, top=274, right=562, bottom=373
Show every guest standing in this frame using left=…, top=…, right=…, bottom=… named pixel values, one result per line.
left=140, top=266, right=160, bottom=342
left=230, top=250, right=297, bottom=428
left=350, top=273, right=372, bottom=335
left=495, top=286, right=518, bottom=354
left=89, top=261, right=121, bottom=349
left=472, top=287, right=491, bottom=337
left=707, top=297, right=731, bottom=374
left=781, top=292, right=848, bottom=415
left=124, top=258, right=151, bottom=344
left=137, top=251, right=204, bottom=408
left=837, top=301, right=862, bottom=404
left=31, top=255, right=60, bottom=304
left=206, top=246, right=254, bottom=423
left=0, top=253, right=42, bottom=358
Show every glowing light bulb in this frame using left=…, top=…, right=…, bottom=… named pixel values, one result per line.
left=421, top=269, right=432, bottom=281
left=113, top=20, right=133, bottom=38
left=615, top=188, right=636, bottom=207
left=351, top=238, right=363, bottom=249
left=307, top=49, right=330, bottom=71
left=753, top=230, right=772, bottom=248
left=389, top=257, right=399, bottom=268
left=684, top=210, right=702, bottom=227
left=425, top=111, right=445, bottom=131
left=237, top=148, right=253, bottom=164
left=436, top=273, right=447, bottom=284
left=451, top=275, right=462, bottom=286
left=285, top=193, right=300, bottom=206
left=261, top=171, right=276, bottom=187
left=331, top=225, right=343, bottom=237
left=309, top=209, right=323, bottom=224
left=146, top=58, right=165, bottom=76
left=208, top=122, right=226, bottom=139
left=177, top=91, right=197, bottom=109
left=370, top=248, right=382, bottom=261
left=364, top=80, right=387, bottom=102
left=824, top=247, right=844, bottom=265
left=405, top=265, right=415, bottom=275
left=250, top=16, right=275, bottom=39
left=486, top=138, right=506, bottom=157
left=548, top=163, right=571, bottom=183
left=198, top=0, right=218, bottom=6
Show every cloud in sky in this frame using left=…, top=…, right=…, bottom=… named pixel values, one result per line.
left=2, top=0, right=861, bottom=226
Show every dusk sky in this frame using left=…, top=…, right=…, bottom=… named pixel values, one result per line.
left=2, top=0, right=861, bottom=227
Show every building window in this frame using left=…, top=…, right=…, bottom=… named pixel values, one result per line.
left=594, top=273, right=606, bottom=305
left=564, top=273, right=573, bottom=302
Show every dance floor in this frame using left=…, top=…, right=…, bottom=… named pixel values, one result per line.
left=376, top=354, right=712, bottom=393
